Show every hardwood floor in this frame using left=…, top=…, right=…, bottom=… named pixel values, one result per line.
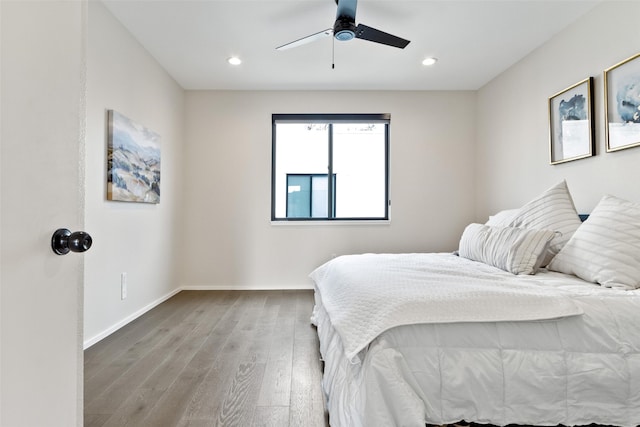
left=84, top=290, right=329, bottom=427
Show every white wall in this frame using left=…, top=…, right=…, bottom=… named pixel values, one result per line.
left=181, top=90, right=477, bottom=289
left=84, top=1, right=184, bottom=346
left=476, top=1, right=640, bottom=219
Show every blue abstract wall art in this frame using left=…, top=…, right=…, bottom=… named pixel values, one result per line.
left=107, top=110, right=161, bottom=203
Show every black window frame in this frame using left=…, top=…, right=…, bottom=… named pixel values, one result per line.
left=272, top=113, right=390, bottom=222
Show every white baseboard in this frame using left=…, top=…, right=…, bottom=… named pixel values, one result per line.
left=83, top=287, right=182, bottom=350
left=83, top=284, right=313, bottom=349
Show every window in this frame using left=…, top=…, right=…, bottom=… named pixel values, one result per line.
left=272, top=114, right=390, bottom=221
left=286, top=174, right=336, bottom=218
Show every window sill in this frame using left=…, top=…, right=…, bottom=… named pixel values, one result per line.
left=270, top=219, right=391, bottom=226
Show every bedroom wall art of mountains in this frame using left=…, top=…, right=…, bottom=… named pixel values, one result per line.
left=107, top=110, right=161, bottom=204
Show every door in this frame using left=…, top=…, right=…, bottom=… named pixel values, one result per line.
left=1, top=1, right=86, bottom=426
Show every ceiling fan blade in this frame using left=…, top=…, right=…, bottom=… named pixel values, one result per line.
left=336, top=0, right=357, bottom=20
left=276, top=28, right=333, bottom=50
left=355, top=24, right=410, bottom=49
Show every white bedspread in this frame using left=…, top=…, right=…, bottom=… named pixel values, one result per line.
left=310, top=254, right=640, bottom=427
left=310, top=253, right=583, bottom=362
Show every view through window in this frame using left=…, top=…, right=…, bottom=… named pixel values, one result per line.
left=272, top=114, right=390, bottom=221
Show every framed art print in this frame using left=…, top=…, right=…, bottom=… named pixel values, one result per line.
left=549, top=77, right=595, bottom=165
left=605, top=52, right=640, bottom=152
left=107, top=110, right=161, bottom=203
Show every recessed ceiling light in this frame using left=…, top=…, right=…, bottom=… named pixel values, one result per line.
left=422, top=57, right=438, bottom=66
left=227, top=56, right=242, bottom=65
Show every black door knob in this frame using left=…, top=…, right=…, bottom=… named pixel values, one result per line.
left=51, top=229, right=93, bottom=255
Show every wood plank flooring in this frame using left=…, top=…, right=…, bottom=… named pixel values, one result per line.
left=84, top=290, right=329, bottom=427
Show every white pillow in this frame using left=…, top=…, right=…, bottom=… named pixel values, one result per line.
left=458, top=223, right=556, bottom=275
left=547, top=195, right=640, bottom=290
left=506, top=180, right=582, bottom=266
left=485, top=209, right=519, bottom=226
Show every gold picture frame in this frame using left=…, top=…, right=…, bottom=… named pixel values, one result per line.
left=604, top=52, right=640, bottom=152
left=548, top=77, right=595, bottom=165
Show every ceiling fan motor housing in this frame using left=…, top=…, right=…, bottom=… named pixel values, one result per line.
left=334, top=16, right=356, bottom=41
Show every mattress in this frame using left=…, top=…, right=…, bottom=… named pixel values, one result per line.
left=311, top=255, right=640, bottom=427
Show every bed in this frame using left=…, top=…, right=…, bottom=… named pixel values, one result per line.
left=309, top=181, right=640, bottom=427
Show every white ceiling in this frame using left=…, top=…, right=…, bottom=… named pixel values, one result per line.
left=101, top=0, right=600, bottom=91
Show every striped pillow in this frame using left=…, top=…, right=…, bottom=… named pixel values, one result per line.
left=485, top=209, right=519, bottom=226
left=459, top=223, right=556, bottom=275
left=547, top=195, right=640, bottom=290
left=507, top=180, right=582, bottom=266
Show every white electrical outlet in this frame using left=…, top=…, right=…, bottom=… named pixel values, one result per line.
left=121, top=272, right=127, bottom=300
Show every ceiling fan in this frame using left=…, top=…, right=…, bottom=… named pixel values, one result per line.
left=276, top=0, right=410, bottom=51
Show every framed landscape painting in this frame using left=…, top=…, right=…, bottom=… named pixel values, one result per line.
left=107, top=110, right=161, bottom=203
left=548, top=77, right=595, bottom=165
left=605, top=52, right=640, bottom=152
